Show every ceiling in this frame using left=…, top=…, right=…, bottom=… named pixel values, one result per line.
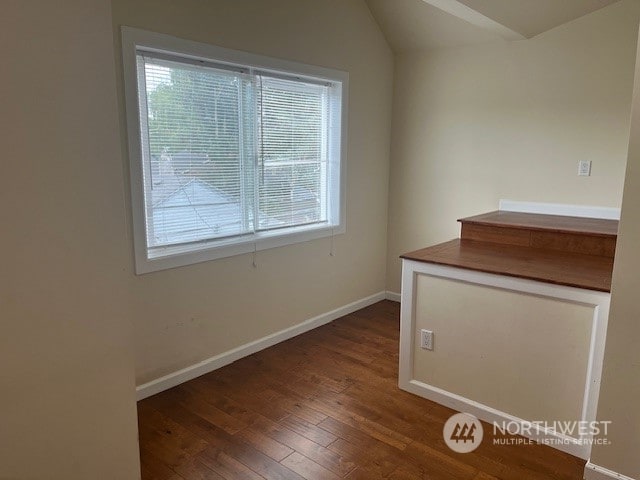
left=457, top=0, right=620, bottom=38
left=365, top=0, right=621, bottom=52
left=366, top=0, right=506, bottom=52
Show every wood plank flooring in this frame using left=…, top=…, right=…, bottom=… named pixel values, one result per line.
left=138, top=300, right=585, bottom=480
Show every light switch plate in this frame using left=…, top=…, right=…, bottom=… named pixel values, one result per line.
left=578, top=160, right=592, bottom=176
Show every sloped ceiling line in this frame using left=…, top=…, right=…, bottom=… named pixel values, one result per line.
left=366, top=0, right=623, bottom=52
left=421, top=0, right=525, bottom=40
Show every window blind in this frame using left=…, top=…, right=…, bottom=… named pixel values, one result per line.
left=138, top=54, right=255, bottom=251
left=136, top=51, right=336, bottom=257
left=258, top=76, right=328, bottom=230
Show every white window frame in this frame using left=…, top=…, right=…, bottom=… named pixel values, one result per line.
left=121, top=27, right=348, bottom=274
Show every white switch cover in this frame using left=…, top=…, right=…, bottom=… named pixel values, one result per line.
left=578, top=160, right=592, bottom=176
left=420, top=329, right=434, bottom=351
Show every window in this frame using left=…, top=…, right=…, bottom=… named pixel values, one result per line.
left=122, top=28, right=347, bottom=273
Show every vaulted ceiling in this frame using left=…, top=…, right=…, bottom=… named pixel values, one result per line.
left=366, top=0, right=621, bottom=51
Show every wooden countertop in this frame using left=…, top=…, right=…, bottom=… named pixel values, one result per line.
left=401, top=239, right=614, bottom=292
left=460, top=211, right=618, bottom=237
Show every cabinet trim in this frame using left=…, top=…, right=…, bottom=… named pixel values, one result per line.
left=399, top=259, right=610, bottom=459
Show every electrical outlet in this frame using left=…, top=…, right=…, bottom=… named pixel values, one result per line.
left=420, top=329, right=434, bottom=351
left=578, top=160, right=592, bottom=176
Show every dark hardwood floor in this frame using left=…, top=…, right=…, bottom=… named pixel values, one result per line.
left=138, top=300, right=585, bottom=480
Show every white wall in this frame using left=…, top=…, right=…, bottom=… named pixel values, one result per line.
left=413, top=274, right=593, bottom=423
left=589, top=25, right=640, bottom=479
left=0, top=1, right=140, bottom=478
left=110, top=0, right=394, bottom=385
left=386, top=0, right=640, bottom=292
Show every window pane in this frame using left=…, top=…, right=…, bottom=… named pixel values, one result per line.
left=138, top=55, right=253, bottom=249
left=257, top=77, right=328, bottom=230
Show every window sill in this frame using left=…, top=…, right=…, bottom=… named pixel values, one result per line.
left=135, top=223, right=345, bottom=274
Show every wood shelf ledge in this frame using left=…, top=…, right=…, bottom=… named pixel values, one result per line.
left=459, top=211, right=618, bottom=237
left=401, top=239, right=614, bottom=292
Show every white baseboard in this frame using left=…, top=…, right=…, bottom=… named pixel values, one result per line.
left=136, top=291, right=387, bottom=400
left=584, top=462, right=637, bottom=480
left=402, top=379, right=589, bottom=459
left=499, top=199, right=620, bottom=220
left=385, top=291, right=401, bottom=302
